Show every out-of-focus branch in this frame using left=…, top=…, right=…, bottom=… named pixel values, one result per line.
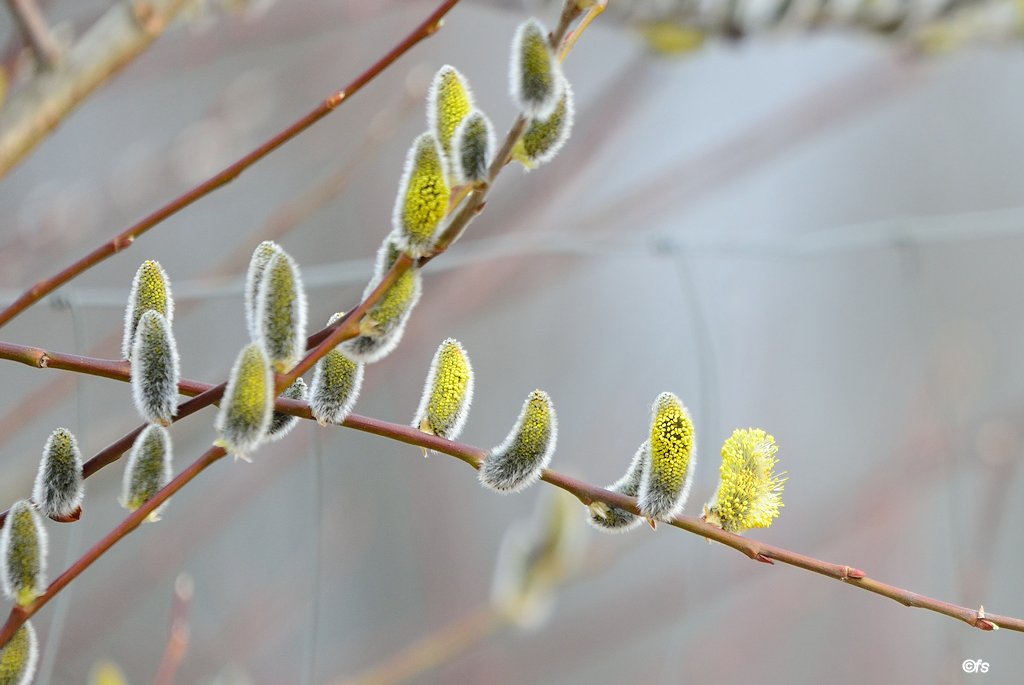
left=0, top=0, right=191, bottom=177
left=337, top=607, right=504, bottom=685
left=0, top=0, right=461, bottom=325
left=152, top=573, right=193, bottom=685
left=4, top=0, right=62, bottom=69
left=1, top=337, right=1023, bottom=637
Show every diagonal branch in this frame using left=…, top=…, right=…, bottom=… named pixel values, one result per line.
left=0, top=0, right=191, bottom=177
left=0, top=0, right=462, bottom=326
left=1, top=337, right=1022, bottom=636
left=4, top=0, right=62, bottom=70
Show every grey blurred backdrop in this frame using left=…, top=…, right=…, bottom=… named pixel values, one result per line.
left=2, top=0, right=1024, bottom=683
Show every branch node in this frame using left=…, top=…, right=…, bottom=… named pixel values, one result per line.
left=113, top=234, right=135, bottom=252
left=843, top=565, right=866, bottom=580
left=131, top=1, right=167, bottom=35
left=753, top=553, right=775, bottom=565
left=37, top=352, right=49, bottom=368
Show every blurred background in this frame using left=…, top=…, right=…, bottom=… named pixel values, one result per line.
left=2, top=0, right=1024, bottom=683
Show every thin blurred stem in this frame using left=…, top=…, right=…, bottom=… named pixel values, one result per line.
left=0, top=337, right=1021, bottom=636
left=0, top=0, right=462, bottom=327
left=152, top=573, right=193, bottom=685
left=339, top=606, right=504, bottom=685
left=0, top=0, right=191, bottom=176
left=4, top=0, right=61, bottom=69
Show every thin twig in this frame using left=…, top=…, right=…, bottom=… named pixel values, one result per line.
left=0, top=9, right=587, bottom=642
left=0, top=0, right=462, bottom=326
left=152, top=573, right=193, bottom=685
left=338, top=606, right=504, bottom=685
left=4, top=0, right=61, bottom=69
left=0, top=338, right=1021, bottom=636
left=0, top=0, right=191, bottom=177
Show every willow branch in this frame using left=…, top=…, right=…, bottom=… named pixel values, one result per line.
left=4, top=0, right=61, bottom=69
left=1, top=337, right=1022, bottom=637
left=0, top=0, right=190, bottom=177
left=0, top=0, right=462, bottom=327
left=338, top=606, right=504, bottom=685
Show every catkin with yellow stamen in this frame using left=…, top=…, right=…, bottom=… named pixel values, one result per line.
left=413, top=338, right=474, bottom=442
left=452, top=110, right=496, bottom=184
left=0, top=621, right=38, bottom=685
left=587, top=440, right=648, bottom=533
left=32, top=427, right=84, bottom=522
left=512, top=76, right=574, bottom=169
left=244, top=241, right=284, bottom=341
left=0, top=501, right=47, bottom=607
left=265, top=378, right=307, bottom=442
left=130, top=310, right=180, bottom=426
left=214, top=343, right=274, bottom=461
left=310, top=313, right=364, bottom=425
left=479, top=390, right=557, bottom=493
left=342, top=237, right=422, bottom=364
left=509, top=18, right=563, bottom=120
left=121, top=424, right=173, bottom=522
left=122, top=260, right=173, bottom=360
left=255, top=250, right=307, bottom=373
left=393, top=132, right=451, bottom=258
left=428, top=65, right=475, bottom=161
left=703, top=428, right=786, bottom=533
left=638, top=392, right=695, bottom=522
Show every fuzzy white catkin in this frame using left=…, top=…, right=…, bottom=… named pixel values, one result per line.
left=121, top=260, right=174, bottom=360
left=121, top=424, right=173, bottom=522
left=0, top=500, right=47, bottom=607
left=509, top=18, right=564, bottom=120
left=265, top=377, right=307, bottom=442
left=412, top=338, right=474, bottom=442
left=479, top=390, right=557, bottom=494
left=244, top=241, right=284, bottom=341
left=587, top=440, right=648, bottom=533
left=254, top=249, right=307, bottom=373
left=452, top=110, right=496, bottom=184
left=0, top=621, right=39, bottom=685
left=214, top=343, right=275, bottom=460
left=341, top=236, right=423, bottom=364
left=310, top=313, right=365, bottom=425
left=32, top=427, right=84, bottom=520
left=130, top=310, right=180, bottom=426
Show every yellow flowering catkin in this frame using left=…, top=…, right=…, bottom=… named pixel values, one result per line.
left=393, top=132, right=450, bottom=258
left=452, top=110, right=496, bottom=184
left=588, top=440, right=649, bottom=533
left=255, top=249, right=307, bottom=373
left=32, top=427, right=84, bottom=521
left=479, top=390, right=557, bottom=493
left=703, top=428, right=786, bottom=533
left=266, top=377, right=307, bottom=442
left=413, top=338, right=474, bottom=441
left=509, top=18, right=563, bottom=120
left=311, top=313, right=365, bottom=425
left=244, top=241, right=284, bottom=341
left=428, top=65, right=474, bottom=161
left=0, top=500, right=47, bottom=607
left=122, top=259, right=173, bottom=359
left=638, top=392, right=696, bottom=522
left=512, top=76, right=574, bottom=169
left=342, top=237, right=422, bottom=363
left=214, top=343, right=274, bottom=461
left=121, top=424, right=173, bottom=522
left=130, top=310, right=180, bottom=426
left=0, top=621, right=38, bottom=685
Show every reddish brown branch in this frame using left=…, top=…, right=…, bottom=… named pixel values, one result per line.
left=0, top=337, right=1021, bottom=637
left=0, top=0, right=462, bottom=329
